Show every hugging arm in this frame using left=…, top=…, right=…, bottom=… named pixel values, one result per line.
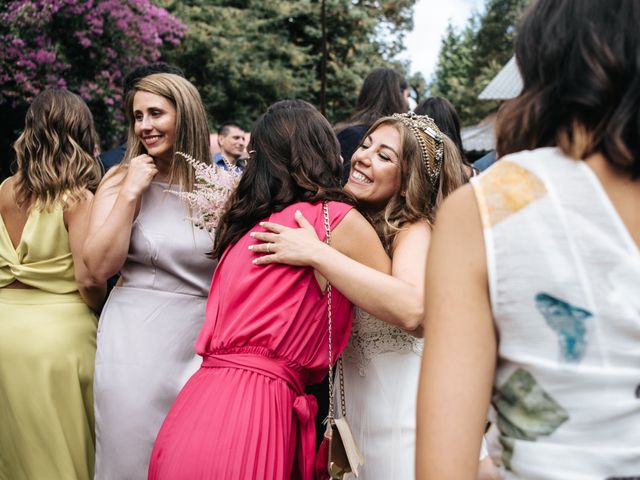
left=252, top=210, right=430, bottom=333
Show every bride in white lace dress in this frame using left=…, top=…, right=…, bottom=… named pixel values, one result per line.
left=253, top=113, right=491, bottom=479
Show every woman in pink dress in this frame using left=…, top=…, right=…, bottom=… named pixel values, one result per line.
left=148, top=100, right=389, bottom=480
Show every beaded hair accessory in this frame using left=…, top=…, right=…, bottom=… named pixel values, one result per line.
left=391, top=112, right=444, bottom=189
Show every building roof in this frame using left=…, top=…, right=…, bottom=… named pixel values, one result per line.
left=459, top=57, right=523, bottom=153
left=461, top=121, right=495, bottom=152
left=478, top=56, right=523, bottom=100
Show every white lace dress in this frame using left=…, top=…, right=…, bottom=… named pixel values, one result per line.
left=340, top=307, right=487, bottom=479
left=339, top=307, right=424, bottom=479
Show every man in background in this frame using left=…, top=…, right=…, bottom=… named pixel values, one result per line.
left=214, top=121, right=248, bottom=173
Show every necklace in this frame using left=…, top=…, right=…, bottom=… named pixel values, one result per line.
left=220, top=154, right=237, bottom=171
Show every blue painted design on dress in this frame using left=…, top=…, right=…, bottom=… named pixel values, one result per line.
left=535, top=293, right=592, bottom=362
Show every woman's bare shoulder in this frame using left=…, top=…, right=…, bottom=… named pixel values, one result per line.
left=0, top=175, right=16, bottom=203
left=391, top=219, right=432, bottom=254
left=332, top=209, right=390, bottom=271
left=96, top=164, right=127, bottom=195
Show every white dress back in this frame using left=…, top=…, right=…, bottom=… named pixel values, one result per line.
left=471, top=148, right=640, bottom=479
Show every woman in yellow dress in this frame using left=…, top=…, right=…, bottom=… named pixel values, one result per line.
left=0, top=89, right=106, bottom=479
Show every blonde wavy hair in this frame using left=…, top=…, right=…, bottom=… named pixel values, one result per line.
left=12, top=89, right=102, bottom=209
left=122, top=73, right=211, bottom=192
left=362, top=116, right=468, bottom=250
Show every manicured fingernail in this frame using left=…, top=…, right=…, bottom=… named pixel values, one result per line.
left=259, top=222, right=265, bottom=227
left=252, top=259, right=258, bottom=264
left=295, top=210, right=301, bottom=216
left=248, top=245, right=254, bottom=250
left=250, top=232, right=256, bottom=238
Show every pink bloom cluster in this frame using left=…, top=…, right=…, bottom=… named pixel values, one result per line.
left=0, top=0, right=186, bottom=146
left=172, top=152, right=241, bottom=240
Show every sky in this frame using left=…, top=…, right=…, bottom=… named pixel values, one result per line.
left=402, top=0, right=486, bottom=82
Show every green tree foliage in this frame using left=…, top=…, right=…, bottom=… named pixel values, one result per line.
left=430, top=0, right=530, bottom=126
left=157, top=0, right=419, bottom=130
left=0, top=0, right=184, bottom=179
left=156, top=1, right=315, bottom=131
left=311, top=0, right=416, bottom=122
left=0, top=0, right=185, bottom=147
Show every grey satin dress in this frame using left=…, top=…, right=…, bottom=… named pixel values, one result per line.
left=93, top=182, right=215, bottom=479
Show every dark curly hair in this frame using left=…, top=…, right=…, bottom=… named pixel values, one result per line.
left=496, top=0, right=640, bottom=179
left=212, top=100, right=354, bottom=258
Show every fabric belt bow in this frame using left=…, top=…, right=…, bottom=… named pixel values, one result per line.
left=202, top=352, right=318, bottom=480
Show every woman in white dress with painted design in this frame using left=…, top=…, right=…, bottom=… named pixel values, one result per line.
left=253, top=113, right=492, bottom=478
left=416, top=1, right=640, bottom=478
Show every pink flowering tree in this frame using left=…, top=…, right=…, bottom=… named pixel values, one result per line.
left=0, top=0, right=186, bottom=147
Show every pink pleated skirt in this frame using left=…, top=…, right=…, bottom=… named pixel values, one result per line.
left=149, top=365, right=301, bottom=479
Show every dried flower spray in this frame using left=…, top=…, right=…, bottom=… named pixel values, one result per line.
left=171, top=151, right=240, bottom=239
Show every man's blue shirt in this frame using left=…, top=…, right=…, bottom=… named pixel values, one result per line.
left=214, top=152, right=245, bottom=173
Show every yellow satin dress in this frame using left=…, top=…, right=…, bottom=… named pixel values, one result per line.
left=0, top=179, right=97, bottom=480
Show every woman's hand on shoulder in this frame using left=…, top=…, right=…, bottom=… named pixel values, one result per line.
left=95, top=154, right=157, bottom=202
left=250, top=210, right=325, bottom=267
left=120, top=154, right=158, bottom=199
left=250, top=207, right=390, bottom=274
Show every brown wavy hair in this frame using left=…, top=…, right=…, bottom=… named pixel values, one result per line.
left=122, top=73, right=211, bottom=192
left=496, top=0, right=640, bottom=179
left=213, top=100, right=354, bottom=258
left=361, top=116, right=468, bottom=250
left=12, top=89, right=102, bottom=209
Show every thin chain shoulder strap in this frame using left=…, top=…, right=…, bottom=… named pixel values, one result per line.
left=324, top=201, right=347, bottom=423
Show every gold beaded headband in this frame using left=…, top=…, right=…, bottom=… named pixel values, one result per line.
left=391, top=112, right=444, bottom=189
